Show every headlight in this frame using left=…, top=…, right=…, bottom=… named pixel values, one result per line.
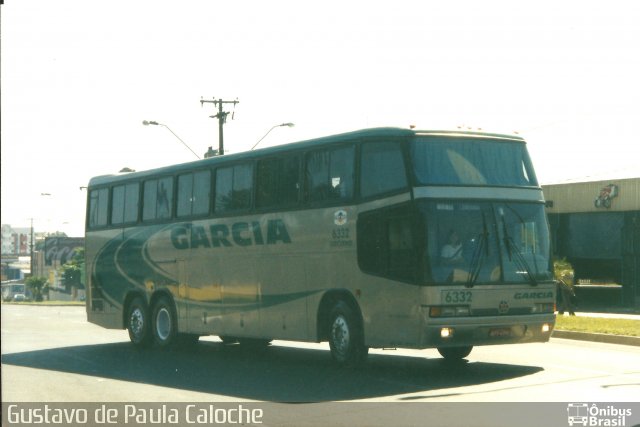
left=440, top=327, right=454, bottom=338
left=532, top=303, right=555, bottom=313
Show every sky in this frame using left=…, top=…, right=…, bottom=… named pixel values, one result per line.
left=2, top=0, right=639, bottom=237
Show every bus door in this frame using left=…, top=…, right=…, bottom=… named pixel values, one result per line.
left=357, top=204, right=423, bottom=347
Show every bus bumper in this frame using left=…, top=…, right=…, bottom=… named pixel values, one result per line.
left=87, top=306, right=123, bottom=329
left=421, top=314, right=555, bottom=348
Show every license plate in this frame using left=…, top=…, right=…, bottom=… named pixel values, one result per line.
left=489, top=328, right=511, bottom=337
left=441, top=290, right=473, bottom=304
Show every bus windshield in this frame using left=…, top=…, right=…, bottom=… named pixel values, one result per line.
left=420, top=200, right=552, bottom=285
left=411, top=135, right=538, bottom=187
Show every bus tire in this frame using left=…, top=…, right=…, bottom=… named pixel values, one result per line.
left=127, top=296, right=152, bottom=347
left=152, top=295, right=178, bottom=348
left=328, top=301, right=368, bottom=366
left=437, top=346, right=473, bottom=361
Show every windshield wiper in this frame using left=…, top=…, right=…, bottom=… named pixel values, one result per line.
left=500, top=211, right=537, bottom=286
left=466, top=213, right=489, bottom=288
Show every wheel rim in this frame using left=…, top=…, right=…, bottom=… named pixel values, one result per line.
left=156, top=307, right=171, bottom=341
left=331, top=315, right=350, bottom=357
left=130, top=307, right=144, bottom=338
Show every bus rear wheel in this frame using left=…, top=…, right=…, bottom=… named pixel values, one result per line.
left=152, top=295, right=178, bottom=348
left=437, top=346, right=473, bottom=361
left=328, top=301, right=368, bottom=366
left=127, top=297, right=152, bottom=347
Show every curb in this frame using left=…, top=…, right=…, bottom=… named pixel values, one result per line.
left=1, top=302, right=85, bottom=307
left=552, top=330, right=640, bottom=347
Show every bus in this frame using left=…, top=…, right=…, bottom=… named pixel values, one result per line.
left=84, top=127, right=555, bottom=365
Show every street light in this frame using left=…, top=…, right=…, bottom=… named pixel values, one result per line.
left=251, top=123, right=295, bottom=151
left=142, top=120, right=201, bottom=159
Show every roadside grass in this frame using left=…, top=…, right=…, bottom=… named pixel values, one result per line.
left=555, top=315, right=640, bottom=337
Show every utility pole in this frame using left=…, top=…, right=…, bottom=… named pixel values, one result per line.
left=29, top=218, right=34, bottom=277
left=200, top=97, right=239, bottom=155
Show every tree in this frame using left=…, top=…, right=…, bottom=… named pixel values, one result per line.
left=26, top=276, right=47, bottom=302
left=59, top=247, right=85, bottom=299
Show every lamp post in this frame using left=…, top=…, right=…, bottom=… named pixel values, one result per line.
left=251, top=123, right=295, bottom=151
left=142, top=120, right=201, bottom=159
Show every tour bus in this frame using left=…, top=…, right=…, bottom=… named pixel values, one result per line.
left=85, top=127, right=555, bottom=365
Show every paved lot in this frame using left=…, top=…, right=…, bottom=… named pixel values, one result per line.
left=2, top=305, right=639, bottom=426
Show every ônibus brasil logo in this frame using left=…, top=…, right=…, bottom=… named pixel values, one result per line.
left=567, top=403, right=632, bottom=426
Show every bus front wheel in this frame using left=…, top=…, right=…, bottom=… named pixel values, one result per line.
left=152, top=296, right=178, bottom=348
left=437, top=346, right=473, bottom=361
left=328, top=301, right=368, bottom=366
left=127, top=297, right=152, bottom=347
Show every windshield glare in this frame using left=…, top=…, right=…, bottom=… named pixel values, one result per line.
left=411, top=136, right=538, bottom=187
left=421, top=200, right=552, bottom=285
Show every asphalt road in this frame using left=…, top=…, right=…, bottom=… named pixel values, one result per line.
left=2, top=305, right=639, bottom=425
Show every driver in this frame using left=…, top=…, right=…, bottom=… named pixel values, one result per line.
left=441, top=230, right=464, bottom=265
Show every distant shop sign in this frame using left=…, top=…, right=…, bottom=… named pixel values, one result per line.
left=44, top=237, right=84, bottom=266
left=594, top=184, right=618, bottom=209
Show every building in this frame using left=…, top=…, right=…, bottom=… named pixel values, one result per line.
left=543, top=177, right=640, bottom=308
left=1, top=224, right=31, bottom=255
left=2, top=224, right=83, bottom=280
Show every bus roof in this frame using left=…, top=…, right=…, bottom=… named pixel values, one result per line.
left=88, top=127, right=525, bottom=187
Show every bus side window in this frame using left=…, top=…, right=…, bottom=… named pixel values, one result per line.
left=305, top=145, right=354, bottom=203
left=215, top=163, right=253, bottom=213
left=357, top=210, right=386, bottom=274
left=177, top=170, right=210, bottom=218
left=143, top=177, right=173, bottom=222
left=387, top=216, right=415, bottom=281
left=360, top=141, right=407, bottom=198
left=357, top=204, right=417, bottom=282
left=88, top=188, right=109, bottom=228
left=111, top=183, right=139, bottom=225
left=157, top=177, right=173, bottom=219
left=256, top=155, right=300, bottom=209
